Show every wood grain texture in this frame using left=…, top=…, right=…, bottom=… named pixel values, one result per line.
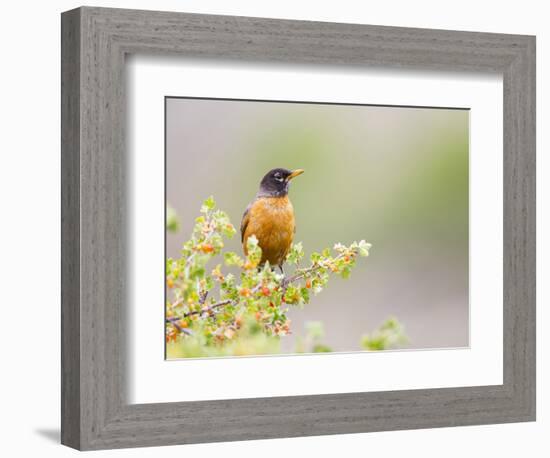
left=61, top=6, right=536, bottom=450
left=60, top=7, right=81, bottom=450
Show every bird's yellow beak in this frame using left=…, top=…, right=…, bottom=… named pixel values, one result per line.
left=287, top=169, right=304, bottom=181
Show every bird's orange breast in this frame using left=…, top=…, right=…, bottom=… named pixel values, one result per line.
left=242, top=196, right=295, bottom=267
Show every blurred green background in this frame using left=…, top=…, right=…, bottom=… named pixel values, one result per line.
left=166, top=97, right=469, bottom=352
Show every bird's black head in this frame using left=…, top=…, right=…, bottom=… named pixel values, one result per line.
left=257, top=168, right=304, bottom=197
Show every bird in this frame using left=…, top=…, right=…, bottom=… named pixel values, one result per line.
left=240, top=168, right=304, bottom=273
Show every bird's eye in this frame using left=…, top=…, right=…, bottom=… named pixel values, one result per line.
left=273, top=173, right=284, bottom=182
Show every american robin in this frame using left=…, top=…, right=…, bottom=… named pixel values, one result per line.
left=241, top=168, right=304, bottom=273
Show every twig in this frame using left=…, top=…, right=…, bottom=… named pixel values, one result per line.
left=281, top=251, right=350, bottom=294
left=166, top=317, right=194, bottom=336
left=167, top=316, right=183, bottom=331
left=170, top=297, right=184, bottom=308
left=182, top=299, right=234, bottom=318
left=183, top=217, right=216, bottom=278
left=251, top=283, right=263, bottom=294
left=169, top=249, right=356, bottom=333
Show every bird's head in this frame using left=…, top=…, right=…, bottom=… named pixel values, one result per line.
left=257, top=168, right=304, bottom=197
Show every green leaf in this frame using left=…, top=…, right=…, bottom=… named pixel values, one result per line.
left=360, top=317, right=407, bottom=351
left=312, top=344, right=332, bottom=353
left=310, top=252, right=321, bottom=263
left=304, top=321, right=324, bottom=340
left=166, top=204, right=181, bottom=232
left=204, top=276, right=214, bottom=291
left=286, top=241, right=305, bottom=265
left=245, top=235, right=262, bottom=266
left=200, top=196, right=216, bottom=213
left=340, top=265, right=352, bottom=279
left=358, top=239, right=372, bottom=257
left=300, top=287, right=310, bottom=304
left=224, top=251, right=243, bottom=266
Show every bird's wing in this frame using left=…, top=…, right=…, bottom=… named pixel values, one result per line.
left=240, top=202, right=252, bottom=243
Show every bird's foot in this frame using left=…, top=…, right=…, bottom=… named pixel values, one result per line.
left=279, top=265, right=289, bottom=289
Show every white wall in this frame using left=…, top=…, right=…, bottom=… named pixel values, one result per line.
left=0, top=0, right=546, bottom=456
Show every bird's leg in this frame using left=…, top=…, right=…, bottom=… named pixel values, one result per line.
left=280, top=264, right=290, bottom=291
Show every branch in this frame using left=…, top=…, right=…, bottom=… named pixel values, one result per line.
left=183, top=216, right=217, bottom=277
left=282, top=251, right=349, bottom=291
left=170, top=252, right=351, bottom=323
left=169, top=250, right=354, bottom=332
left=166, top=317, right=194, bottom=335
left=183, top=299, right=234, bottom=318
left=168, top=283, right=265, bottom=328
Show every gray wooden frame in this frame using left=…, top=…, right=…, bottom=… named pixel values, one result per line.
left=61, top=6, right=536, bottom=451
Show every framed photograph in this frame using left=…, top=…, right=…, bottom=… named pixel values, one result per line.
left=61, top=6, right=536, bottom=450
left=163, top=97, right=469, bottom=360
